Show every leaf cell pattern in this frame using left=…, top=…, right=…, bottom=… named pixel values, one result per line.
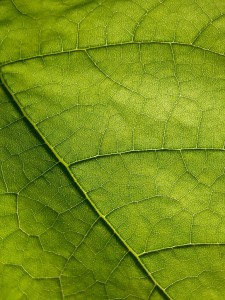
left=1, top=1, right=225, bottom=299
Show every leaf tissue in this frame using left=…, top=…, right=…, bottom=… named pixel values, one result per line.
left=0, top=1, right=225, bottom=299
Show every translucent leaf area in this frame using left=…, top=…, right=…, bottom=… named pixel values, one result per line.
left=0, top=1, right=225, bottom=299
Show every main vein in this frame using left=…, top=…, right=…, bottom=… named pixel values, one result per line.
left=1, top=75, right=172, bottom=300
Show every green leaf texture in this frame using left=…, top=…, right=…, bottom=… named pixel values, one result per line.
left=0, top=1, right=225, bottom=299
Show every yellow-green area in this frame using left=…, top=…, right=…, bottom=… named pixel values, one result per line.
left=0, top=1, right=225, bottom=299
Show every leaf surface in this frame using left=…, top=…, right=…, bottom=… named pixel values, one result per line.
left=0, top=1, right=225, bottom=299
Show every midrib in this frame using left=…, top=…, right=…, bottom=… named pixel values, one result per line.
left=1, top=75, right=172, bottom=300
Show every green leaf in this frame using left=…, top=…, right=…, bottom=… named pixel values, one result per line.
left=0, top=1, right=225, bottom=299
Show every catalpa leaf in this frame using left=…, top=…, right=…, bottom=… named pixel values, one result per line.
left=0, top=1, right=225, bottom=299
